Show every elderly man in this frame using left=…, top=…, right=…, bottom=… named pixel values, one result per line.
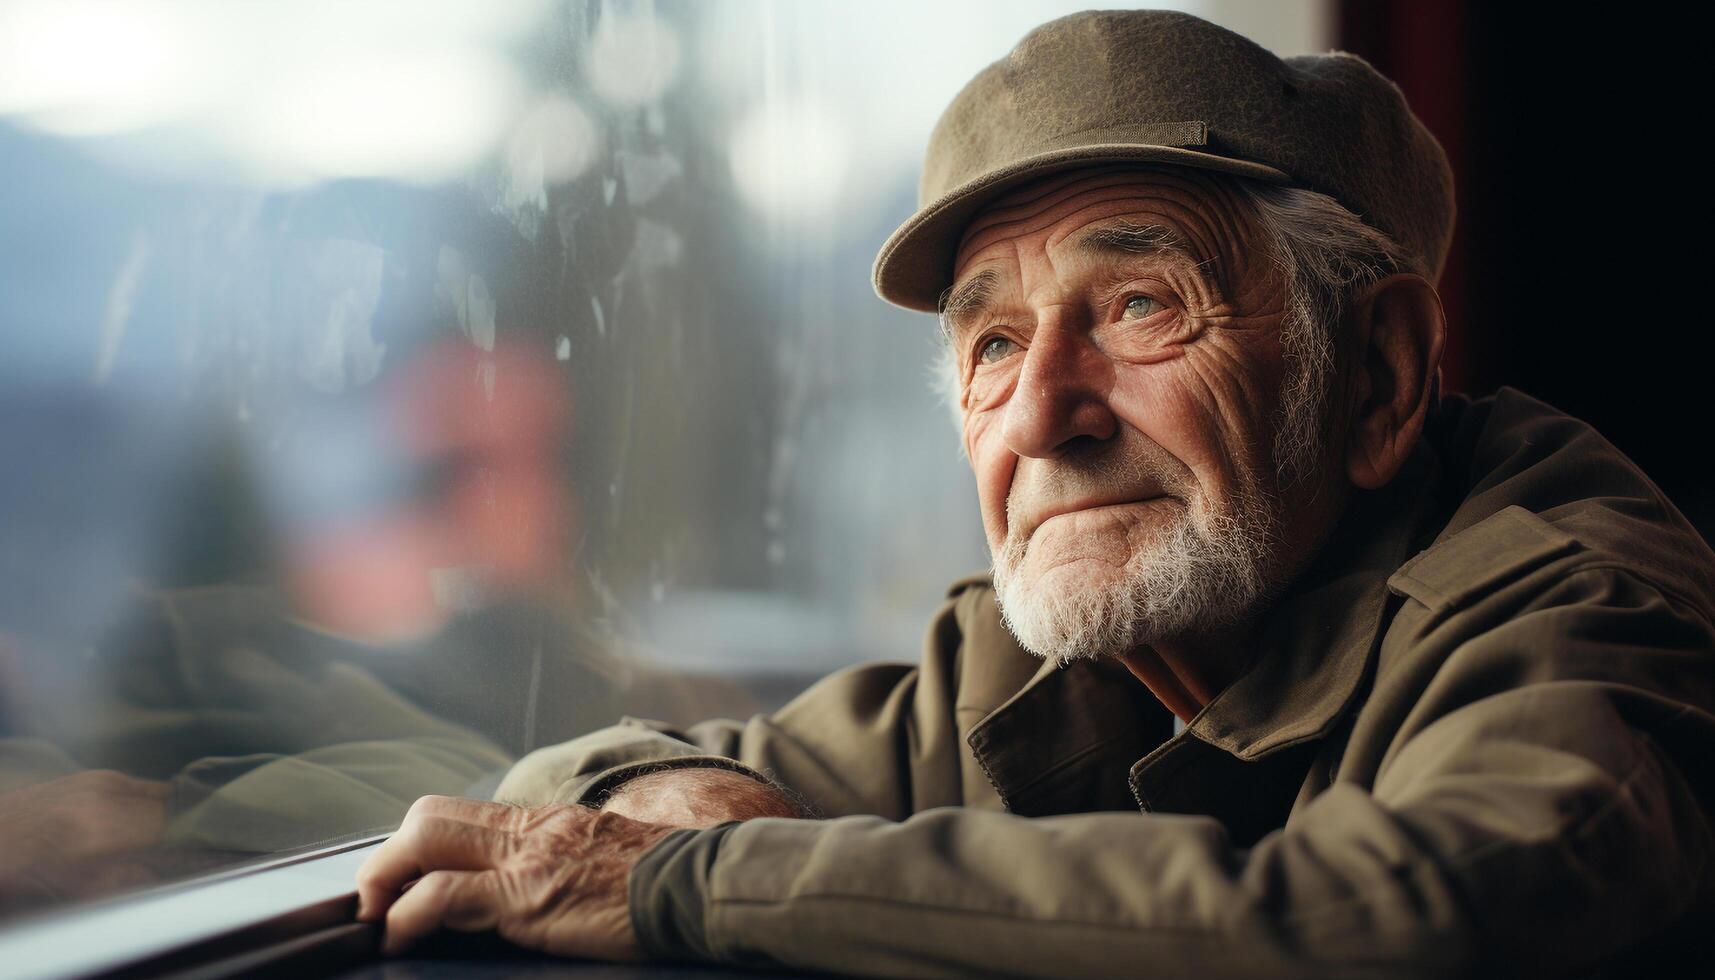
left=356, top=11, right=1715, bottom=975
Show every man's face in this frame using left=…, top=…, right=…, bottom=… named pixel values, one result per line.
left=946, top=166, right=1315, bottom=664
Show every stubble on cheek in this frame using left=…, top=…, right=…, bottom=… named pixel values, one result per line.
left=965, top=419, right=1017, bottom=553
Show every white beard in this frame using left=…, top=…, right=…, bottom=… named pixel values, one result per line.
left=990, top=469, right=1280, bottom=669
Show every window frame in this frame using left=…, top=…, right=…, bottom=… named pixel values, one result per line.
left=0, top=833, right=387, bottom=979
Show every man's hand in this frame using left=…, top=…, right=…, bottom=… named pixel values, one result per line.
left=599, top=767, right=808, bottom=828
left=355, top=795, right=677, bottom=959
left=0, top=770, right=170, bottom=909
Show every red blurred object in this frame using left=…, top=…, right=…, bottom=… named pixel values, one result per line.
left=391, top=341, right=577, bottom=590
left=286, top=340, right=578, bottom=643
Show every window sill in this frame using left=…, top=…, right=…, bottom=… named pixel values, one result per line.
left=0, top=836, right=385, bottom=980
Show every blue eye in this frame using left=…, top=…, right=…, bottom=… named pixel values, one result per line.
left=1122, top=295, right=1159, bottom=319
left=978, top=336, right=1017, bottom=364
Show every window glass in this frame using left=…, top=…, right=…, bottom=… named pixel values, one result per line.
left=0, top=0, right=1327, bottom=920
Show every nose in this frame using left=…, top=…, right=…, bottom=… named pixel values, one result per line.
left=1000, top=322, right=1117, bottom=458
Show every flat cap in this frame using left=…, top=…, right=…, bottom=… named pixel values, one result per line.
left=872, top=9, right=1455, bottom=312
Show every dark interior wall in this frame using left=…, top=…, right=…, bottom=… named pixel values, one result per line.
left=1340, top=3, right=1712, bottom=539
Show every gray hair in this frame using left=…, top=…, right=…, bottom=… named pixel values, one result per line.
left=1240, top=179, right=1416, bottom=486
left=932, top=174, right=1417, bottom=487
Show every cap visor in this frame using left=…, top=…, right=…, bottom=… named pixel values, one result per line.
left=872, top=144, right=1289, bottom=313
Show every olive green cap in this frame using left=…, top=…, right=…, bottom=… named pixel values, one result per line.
left=872, top=9, right=1455, bottom=312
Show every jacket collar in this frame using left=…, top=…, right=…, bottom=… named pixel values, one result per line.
left=967, top=653, right=1172, bottom=817
left=1187, top=439, right=1442, bottom=759
left=966, top=439, right=1443, bottom=822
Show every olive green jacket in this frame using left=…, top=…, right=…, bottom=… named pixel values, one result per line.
left=498, top=389, right=1715, bottom=978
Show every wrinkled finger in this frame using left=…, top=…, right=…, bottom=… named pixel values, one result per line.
left=395, top=794, right=522, bottom=830
left=357, top=812, right=515, bottom=921
left=79, top=771, right=175, bottom=803
left=381, top=869, right=502, bottom=955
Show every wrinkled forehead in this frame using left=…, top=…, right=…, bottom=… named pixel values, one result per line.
left=948, top=165, right=1257, bottom=288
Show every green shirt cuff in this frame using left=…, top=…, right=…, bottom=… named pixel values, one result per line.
left=629, top=822, right=739, bottom=962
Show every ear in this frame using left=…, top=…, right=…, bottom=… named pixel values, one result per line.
left=1343, top=274, right=1446, bottom=490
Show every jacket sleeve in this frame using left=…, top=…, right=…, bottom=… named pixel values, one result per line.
left=494, top=584, right=1009, bottom=817
left=626, top=566, right=1715, bottom=978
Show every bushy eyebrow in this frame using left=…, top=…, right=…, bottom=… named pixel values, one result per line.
left=1074, top=220, right=1190, bottom=259
left=1074, top=220, right=1221, bottom=289
left=938, top=220, right=1218, bottom=343
left=937, top=269, right=998, bottom=343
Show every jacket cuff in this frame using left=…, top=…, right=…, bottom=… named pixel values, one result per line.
left=629, top=822, right=738, bottom=962
left=575, top=757, right=781, bottom=808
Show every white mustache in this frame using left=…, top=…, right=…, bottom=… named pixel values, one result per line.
left=1005, top=433, right=1189, bottom=542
